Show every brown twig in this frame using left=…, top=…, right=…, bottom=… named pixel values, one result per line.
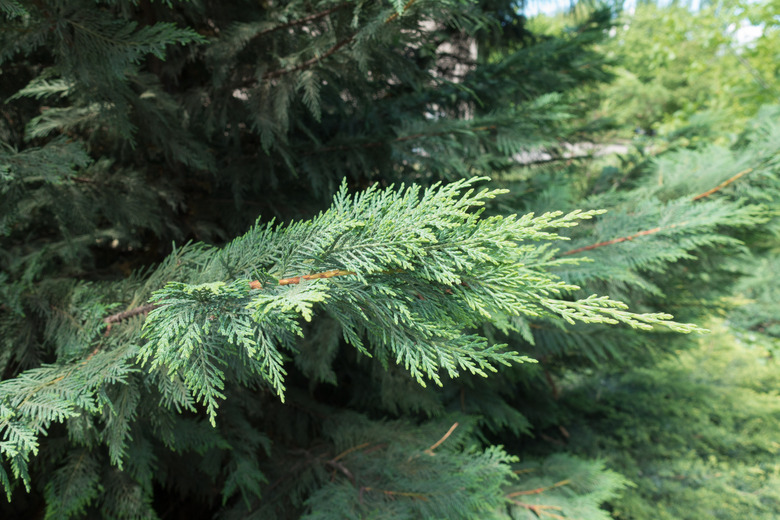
left=103, top=303, right=159, bottom=335
left=104, top=303, right=159, bottom=325
left=326, top=459, right=356, bottom=484
left=385, top=0, right=418, bottom=23
left=102, top=264, right=460, bottom=336
left=331, top=442, right=371, bottom=463
left=539, top=432, right=566, bottom=447
left=691, top=167, right=754, bottom=201
left=424, top=422, right=458, bottom=455
left=278, top=269, right=356, bottom=286
left=265, top=35, right=356, bottom=79
left=103, top=271, right=357, bottom=331
left=508, top=501, right=565, bottom=519
left=506, top=479, right=570, bottom=498
left=543, top=369, right=559, bottom=400
left=324, top=441, right=376, bottom=485
left=559, top=224, right=678, bottom=257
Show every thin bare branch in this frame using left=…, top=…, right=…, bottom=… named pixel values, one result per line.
left=560, top=224, right=682, bottom=257
left=424, top=422, right=458, bottom=455
left=691, top=167, right=754, bottom=201
left=506, top=479, right=570, bottom=498
left=104, top=303, right=159, bottom=325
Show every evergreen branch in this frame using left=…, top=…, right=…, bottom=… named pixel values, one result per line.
left=560, top=224, right=682, bottom=256
left=278, top=269, right=356, bottom=286
left=563, top=158, right=772, bottom=256
left=259, top=0, right=417, bottom=82
left=264, top=36, right=356, bottom=80
left=119, top=180, right=700, bottom=428
left=0, top=0, right=27, bottom=18
left=256, top=4, right=349, bottom=38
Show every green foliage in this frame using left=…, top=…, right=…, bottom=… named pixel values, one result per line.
left=2, top=0, right=780, bottom=518
left=299, top=416, right=519, bottom=520
left=557, top=323, right=780, bottom=519
left=581, top=0, right=780, bottom=136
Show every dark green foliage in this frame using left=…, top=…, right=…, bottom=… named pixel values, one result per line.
left=1, top=0, right=779, bottom=518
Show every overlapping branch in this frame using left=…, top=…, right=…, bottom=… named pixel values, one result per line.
left=561, top=164, right=761, bottom=257
left=560, top=223, right=682, bottom=257
left=255, top=0, right=418, bottom=82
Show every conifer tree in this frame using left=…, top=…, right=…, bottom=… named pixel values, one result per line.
left=1, top=1, right=778, bottom=519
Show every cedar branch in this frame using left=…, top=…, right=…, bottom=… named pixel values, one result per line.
left=264, top=35, right=355, bottom=79
left=252, top=0, right=417, bottom=83
left=256, top=4, right=349, bottom=38
left=111, top=160, right=758, bottom=330
left=559, top=225, right=672, bottom=256
left=104, top=159, right=752, bottom=331
left=562, top=161, right=766, bottom=256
